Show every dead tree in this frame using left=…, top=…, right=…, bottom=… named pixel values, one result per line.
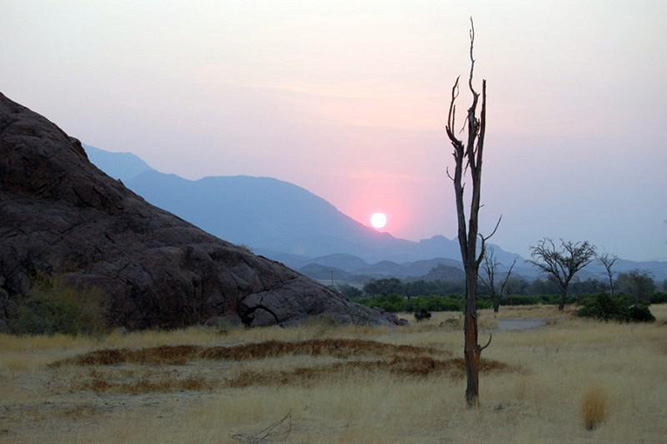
left=598, top=253, right=618, bottom=296
left=480, top=247, right=517, bottom=314
left=445, top=18, right=497, bottom=408
left=529, top=238, right=596, bottom=311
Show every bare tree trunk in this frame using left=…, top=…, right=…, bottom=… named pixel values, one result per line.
left=493, top=299, right=500, bottom=314
left=559, top=288, right=567, bottom=311
left=464, top=267, right=480, bottom=407
left=445, top=18, right=494, bottom=409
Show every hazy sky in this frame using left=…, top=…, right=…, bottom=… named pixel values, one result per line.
left=2, top=0, right=666, bottom=261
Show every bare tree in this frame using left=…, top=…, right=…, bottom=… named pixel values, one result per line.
left=480, top=246, right=517, bottom=315
left=445, top=18, right=497, bottom=408
left=598, top=253, right=618, bottom=296
left=529, top=239, right=596, bottom=310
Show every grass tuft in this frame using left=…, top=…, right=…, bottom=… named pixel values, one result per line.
left=582, top=386, right=607, bottom=430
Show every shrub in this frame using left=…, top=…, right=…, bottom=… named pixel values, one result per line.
left=353, top=294, right=465, bottom=313
left=503, top=295, right=538, bottom=306
left=581, top=386, right=607, bottom=430
left=8, top=277, right=109, bottom=336
left=577, top=292, right=655, bottom=323
left=650, top=292, right=667, bottom=304
left=414, top=309, right=432, bottom=322
left=626, top=304, right=655, bottom=322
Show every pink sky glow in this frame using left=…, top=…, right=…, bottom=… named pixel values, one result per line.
left=1, top=0, right=666, bottom=260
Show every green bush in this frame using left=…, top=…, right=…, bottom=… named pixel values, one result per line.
left=503, top=295, right=539, bottom=306
left=8, top=277, right=109, bottom=335
left=353, top=294, right=466, bottom=313
left=626, top=304, right=655, bottom=322
left=577, top=293, right=655, bottom=323
left=650, top=292, right=667, bottom=304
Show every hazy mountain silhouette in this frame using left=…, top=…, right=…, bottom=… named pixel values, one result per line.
left=85, top=146, right=667, bottom=280
left=86, top=145, right=153, bottom=182
left=84, top=145, right=460, bottom=262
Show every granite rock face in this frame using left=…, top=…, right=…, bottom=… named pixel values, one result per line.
left=0, top=93, right=398, bottom=329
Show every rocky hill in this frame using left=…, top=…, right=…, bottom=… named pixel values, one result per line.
left=0, top=93, right=397, bottom=329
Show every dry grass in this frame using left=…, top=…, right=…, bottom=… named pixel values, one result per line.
left=52, top=338, right=451, bottom=367
left=1, top=304, right=666, bottom=443
left=581, top=386, right=607, bottom=430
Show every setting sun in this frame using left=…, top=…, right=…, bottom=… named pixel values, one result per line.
left=370, top=212, right=387, bottom=229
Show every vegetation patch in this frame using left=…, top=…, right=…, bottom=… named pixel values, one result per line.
left=7, top=276, right=108, bottom=336
left=577, top=293, right=655, bottom=323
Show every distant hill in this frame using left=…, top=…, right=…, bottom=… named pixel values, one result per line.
left=85, top=145, right=153, bottom=182
left=409, top=264, right=465, bottom=282
left=85, top=146, right=667, bottom=281
left=297, top=256, right=466, bottom=284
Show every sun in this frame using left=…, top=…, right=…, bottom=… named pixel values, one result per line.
left=370, top=212, right=387, bottom=229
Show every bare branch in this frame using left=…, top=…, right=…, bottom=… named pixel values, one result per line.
left=467, top=16, right=478, bottom=98
left=479, top=333, right=492, bottom=351
left=476, top=215, right=503, bottom=266
left=446, top=166, right=455, bottom=182
left=499, top=257, right=517, bottom=297
left=485, top=215, right=502, bottom=241
left=447, top=76, right=461, bottom=134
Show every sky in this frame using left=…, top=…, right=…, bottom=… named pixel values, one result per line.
left=1, top=0, right=666, bottom=261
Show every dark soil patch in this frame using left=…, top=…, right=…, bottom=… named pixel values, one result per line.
left=52, top=339, right=451, bottom=367
left=83, top=375, right=210, bottom=394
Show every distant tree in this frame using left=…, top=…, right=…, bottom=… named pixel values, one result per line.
left=528, top=277, right=561, bottom=296
left=570, top=279, right=606, bottom=296
left=529, top=239, right=596, bottom=311
left=505, top=276, right=530, bottom=295
left=616, top=270, right=655, bottom=303
left=444, top=18, right=495, bottom=407
left=363, top=278, right=404, bottom=297
left=598, top=253, right=618, bottom=296
left=479, top=247, right=517, bottom=314
left=406, top=280, right=438, bottom=298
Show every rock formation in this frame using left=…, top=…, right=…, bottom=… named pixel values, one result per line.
left=0, top=93, right=397, bottom=329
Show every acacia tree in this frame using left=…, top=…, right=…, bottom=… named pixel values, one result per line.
left=598, top=253, right=618, bottom=296
left=529, top=239, right=596, bottom=310
left=480, top=246, right=517, bottom=314
left=445, top=18, right=498, bottom=408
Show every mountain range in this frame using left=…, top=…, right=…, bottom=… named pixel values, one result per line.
left=85, top=145, right=667, bottom=282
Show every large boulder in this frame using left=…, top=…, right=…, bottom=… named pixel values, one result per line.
left=0, top=93, right=398, bottom=329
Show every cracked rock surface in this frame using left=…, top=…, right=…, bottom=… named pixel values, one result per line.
left=0, top=93, right=398, bottom=329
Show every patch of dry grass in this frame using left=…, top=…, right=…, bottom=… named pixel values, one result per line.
left=1, top=304, right=666, bottom=443
left=581, top=386, right=607, bottom=430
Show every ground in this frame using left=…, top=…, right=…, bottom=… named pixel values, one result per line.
left=1, top=305, right=666, bottom=443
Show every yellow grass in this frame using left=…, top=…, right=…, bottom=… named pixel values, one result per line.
left=581, top=386, right=607, bottom=430
left=1, top=304, right=666, bottom=443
